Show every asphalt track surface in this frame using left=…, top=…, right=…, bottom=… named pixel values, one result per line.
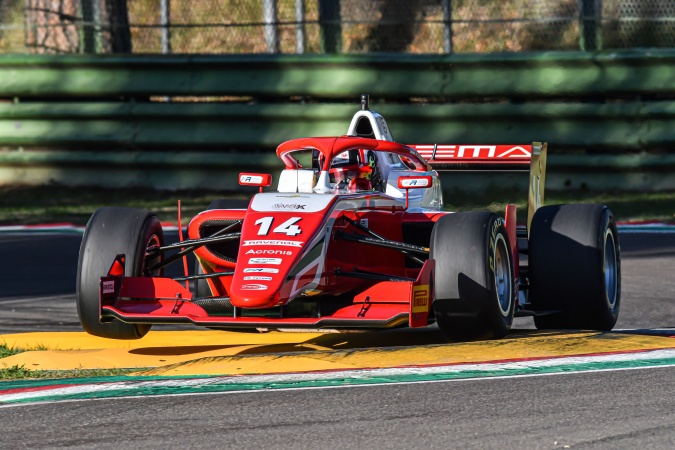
left=1, top=231, right=673, bottom=333
left=0, top=231, right=674, bottom=448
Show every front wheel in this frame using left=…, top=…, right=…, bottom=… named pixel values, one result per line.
left=529, top=204, right=621, bottom=330
left=430, top=211, right=516, bottom=341
left=76, top=207, right=164, bottom=339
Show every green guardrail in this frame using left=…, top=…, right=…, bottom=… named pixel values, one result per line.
left=0, top=51, right=673, bottom=192
left=1, top=50, right=675, bottom=98
left=0, top=102, right=673, bottom=150
left=1, top=149, right=672, bottom=192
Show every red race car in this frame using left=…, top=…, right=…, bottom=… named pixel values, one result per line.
left=76, top=95, right=621, bottom=341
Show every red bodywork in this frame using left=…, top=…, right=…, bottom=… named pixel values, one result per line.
left=101, top=193, right=440, bottom=329
left=99, top=136, right=532, bottom=331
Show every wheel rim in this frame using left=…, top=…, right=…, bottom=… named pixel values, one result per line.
left=604, top=228, right=618, bottom=311
left=144, top=234, right=162, bottom=277
left=494, top=234, right=512, bottom=317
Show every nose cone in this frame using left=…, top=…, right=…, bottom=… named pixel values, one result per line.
left=228, top=213, right=326, bottom=307
left=229, top=242, right=295, bottom=308
left=228, top=193, right=337, bottom=308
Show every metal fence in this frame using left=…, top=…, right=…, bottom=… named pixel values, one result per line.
left=1, top=0, right=674, bottom=54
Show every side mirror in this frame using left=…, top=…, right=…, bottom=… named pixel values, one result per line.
left=239, top=173, right=273, bottom=193
left=397, top=175, right=432, bottom=209
left=398, top=176, right=432, bottom=190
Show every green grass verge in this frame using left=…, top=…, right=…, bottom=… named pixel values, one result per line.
left=0, top=185, right=673, bottom=226
left=0, top=366, right=141, bottom=381
left=0, top=343, right=21, bottom=359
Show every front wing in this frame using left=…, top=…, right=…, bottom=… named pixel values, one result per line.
left=99, top=254, right=434, bottom=330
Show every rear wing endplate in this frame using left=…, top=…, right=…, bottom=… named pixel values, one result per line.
left=526, top=142, right=547, bottom=232
left=410, top=142, right=547, bottom=232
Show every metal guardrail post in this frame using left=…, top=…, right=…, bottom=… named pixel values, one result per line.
left=442, top=0, right=452, bottom=54
left=80, top=0, right=102, bottom=53
left=319, top=0, right=341, bottom=54
left=160, top=0, right=171, bottom=54
left=579, top=0, right=602, bottom=51
left=295, top=0, right=306, bottom=54
left=93, top=0, right=102, bottom=53
left=263, top=0, right=280, bottom=54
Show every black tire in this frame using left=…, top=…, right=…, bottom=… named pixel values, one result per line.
left=76, top=207, right=164, bottom=339
left=430, top=211, right=516, bottom=341
left=529, top=204, right=621, bottom=330
left=192, top=259, right=212, bottom=298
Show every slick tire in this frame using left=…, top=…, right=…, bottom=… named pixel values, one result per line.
left=192, top=260, right=212, bottom=299
left=529, top=204, right=621, bottom=330
left=76, top=207, right=164, bottom=339
left=430, top=211, right=516, bottom=341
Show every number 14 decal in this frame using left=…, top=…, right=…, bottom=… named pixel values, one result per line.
left=255, top=217, right=302, bottom=236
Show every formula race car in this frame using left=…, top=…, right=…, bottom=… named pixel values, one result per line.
left=76, top=95, right=621, bottom=341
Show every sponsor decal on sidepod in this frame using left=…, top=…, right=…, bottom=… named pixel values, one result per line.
left=243, top=276, right=273, bottom=281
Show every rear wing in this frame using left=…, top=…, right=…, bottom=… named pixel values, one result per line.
left=409, top=144, right=536, bottom=171
left=409, top=142, right=548, bottom=231
left=342, top=97, right=546, bottom=229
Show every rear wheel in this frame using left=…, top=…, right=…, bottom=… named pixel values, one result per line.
left=529, top=204, right=621, bottom=330
left=76, top=207, right=163, bottom=339
left=430, top=211, right=515, bottom=341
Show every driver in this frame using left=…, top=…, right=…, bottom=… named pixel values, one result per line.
left=329, top=149, right=373, bottom=192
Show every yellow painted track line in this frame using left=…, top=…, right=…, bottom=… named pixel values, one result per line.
left=2, top=329, right=674, bottom=375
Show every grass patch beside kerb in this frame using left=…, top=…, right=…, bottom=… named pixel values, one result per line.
left=0, top=343, right=143, bottom=381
